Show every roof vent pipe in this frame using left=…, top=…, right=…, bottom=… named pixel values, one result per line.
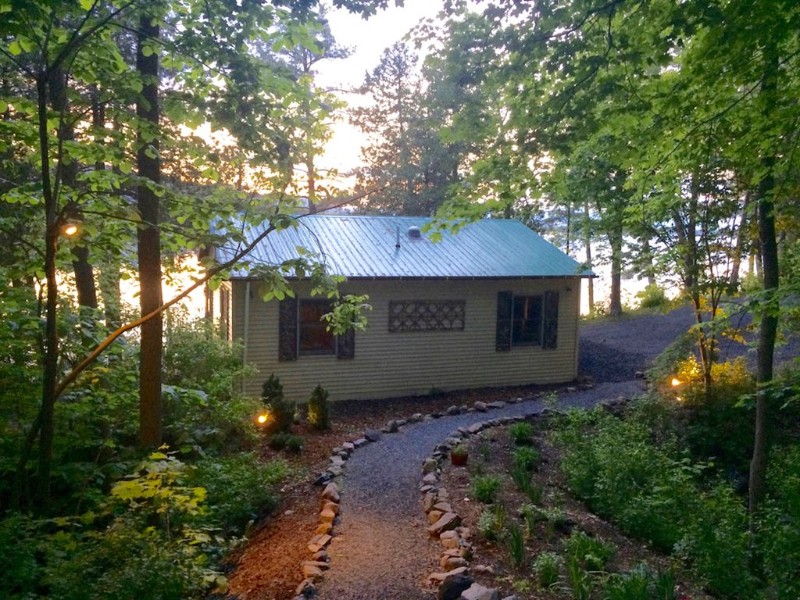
left=395, top=226, right=401, bottom=249
left=408, top=226, right=422, bottom=239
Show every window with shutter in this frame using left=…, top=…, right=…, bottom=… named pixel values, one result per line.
left=496, top=290, right=558, bottom=351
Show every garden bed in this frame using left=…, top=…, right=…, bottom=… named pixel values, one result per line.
left=438, top=416, right=712, bottom=599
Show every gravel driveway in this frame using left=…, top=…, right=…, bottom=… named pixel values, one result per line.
left=315, top=305, right=797, bottom=599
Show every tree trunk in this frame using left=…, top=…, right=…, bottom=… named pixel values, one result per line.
left=136, top=10, right=163, bottom=449
left=730, top=192, right=751, bottom=289
left=583, top=202, right=594, bottom=313
left=35, top=72, right=59, bottom=512
left=99, top=260, right=122, bottom=329
left=749, top=45, right=780, bottom=517
left=49, top=65, right=98, bottom=313
left=608, top=206, right=623, bottom=318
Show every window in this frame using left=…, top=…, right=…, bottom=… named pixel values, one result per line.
left=389, top=300, right=466, bottom=332
left=496, top=290, right=559, bottom=351
left=512, top=295, right=543, bottom=345
left=278, top=297, right=355, bottom=361
left=299, top=300, right=335, bottom=355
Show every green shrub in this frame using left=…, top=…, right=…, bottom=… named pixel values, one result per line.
left=512, top=446, right=541, bottom=471
left=307, top=384, right=331, bottom=430
left=566, top=552, right=594, bottom=600
left=190, top=453, right=289, bottom=534
left=267, top=432, right=304, bottom=453
left=473, top=474, right=502, bottom=504
left=533, top=551, right=562, bottom=588
left=564, top=530, right=615, bottom=572
left=557, top=409, right=700, bottom=551
left=163, top=314, right=252, bottom=402
left=509, top=421, right=535, bottom=445
left=636, top=284, right=669, bottom=310
left=675, top=483, right=754, bottom=598
left=0, top=514, right=41, bottom=598
left=261, top=375, right=295, bottom=434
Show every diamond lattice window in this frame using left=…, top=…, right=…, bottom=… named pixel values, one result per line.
left=388, top=300, right=466, bottom=332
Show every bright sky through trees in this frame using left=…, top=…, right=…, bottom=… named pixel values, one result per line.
left=317, top=0, right=443, bottom=172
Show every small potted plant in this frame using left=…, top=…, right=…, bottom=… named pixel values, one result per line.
left=451, top=443, right=469, bottom=466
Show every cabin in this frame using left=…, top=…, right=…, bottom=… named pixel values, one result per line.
left=212, top=215, right=590, bottom=402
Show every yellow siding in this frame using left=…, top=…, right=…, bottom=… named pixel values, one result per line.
left=233, top=279, right=581, bottom=402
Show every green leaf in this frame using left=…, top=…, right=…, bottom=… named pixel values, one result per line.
left=79, top=0, right=94, bottom=11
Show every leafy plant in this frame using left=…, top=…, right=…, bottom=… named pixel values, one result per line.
left=533, top=551, right=563, bottom=589
left=566, top=553, right=594, bottom=600
left=602, top=564, right=676, bottom=600
left=267, top=432, right=304, bottom=453
left=635, top=284, right=670, bottom=310
left=564, top=530, right=615, bottom=572
left=472, top=474, right=502, bottom=504
left=510, top=463, right=542, bottom=504
left=512, top=445, right=541, bottom=471
left=509, top=421, right=535, bottom=445
left=505, top=521, right=526, bottom=569
left=307, top=384, right=331, bottom=430
left=477, top=505, right=506, bottom=541
left=189, top=453, right=289, bottom=535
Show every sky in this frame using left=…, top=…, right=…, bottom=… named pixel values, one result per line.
left=315, top=0, right=445, bottom=174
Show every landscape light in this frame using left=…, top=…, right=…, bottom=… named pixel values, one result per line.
left=256, top=412, right=270, bottom=425
left=62, top=222, right=79, bottom=237
left=670, top=377, right=681, bottom=387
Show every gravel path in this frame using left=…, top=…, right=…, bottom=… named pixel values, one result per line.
left=318, top=381, right=646, bottom=600
left=316, top=305, right=798, bottom=599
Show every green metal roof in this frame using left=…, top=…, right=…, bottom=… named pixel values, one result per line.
left=221, top=215, right=589, bottom=279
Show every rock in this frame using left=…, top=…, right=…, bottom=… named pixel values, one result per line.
left=321, top=483, right=340, bottom=503
left=473, top=401, right=488, bottom=412
left=566, top=386, right=578, bottom=393
left=307, top=533, right=332, bottom=553
left=409, top=413, right=424, bottom=423
left=301, top=563, right=325, bottom=581
left=420, top=484, right=436, bottom=493
left=428, top=566, right=469, bottom=583
left=461, top=583, right=501, bottom=600
left=312, top=550, right=329, bottom=562
left=342, top=441, right=356, bottom=452
left=383, top=420, right=399, bottom=433
left=396, top=419, right=407, bottom=427
left=301, top=560, right=330, bottom=571
left=422, top=458, right=439, bottom=474
left=501, top=596, right=519, bottom=600
left=422, top=472, right=438, bottom=485
left=473, top=565, right=495, bottom=575
left=440, top=530, right=459, bottom=540
left=433, top=501, right=453, bottom=513
left=319, top=507, right=336, bottom=523
left=446, top=405, right=461, bottom=415
left=428, top=510, right=444, bottom=524
left=423, top=492, right=438, bottom=512
left=322, top=500, right=339, bottom=515
left=441, top=536, right=461, bottom=549
left=313, top=472, right=333, bottom=486
left=428, top=512, right=461, bottom=536
left=467, top=423, right=484, bottom=434
left=487, top=401, right=506, bottom=409
left=438, top=574, right=474, bottom=600
left=329, top=455, right=345, bottom=467
left=295, top=579, right=316, bottom=597
left=364, top=429, right=382, bottom=442
left=441, top=555, right=469, bottom=570
left=353, top=437, right=368, bottom=447
left=326, top=465, right=343, bottom=477
left=315, top=522, right=333, bottom=535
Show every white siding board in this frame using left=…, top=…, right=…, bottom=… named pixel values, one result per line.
left=233, top=278, right=581, bottom=402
